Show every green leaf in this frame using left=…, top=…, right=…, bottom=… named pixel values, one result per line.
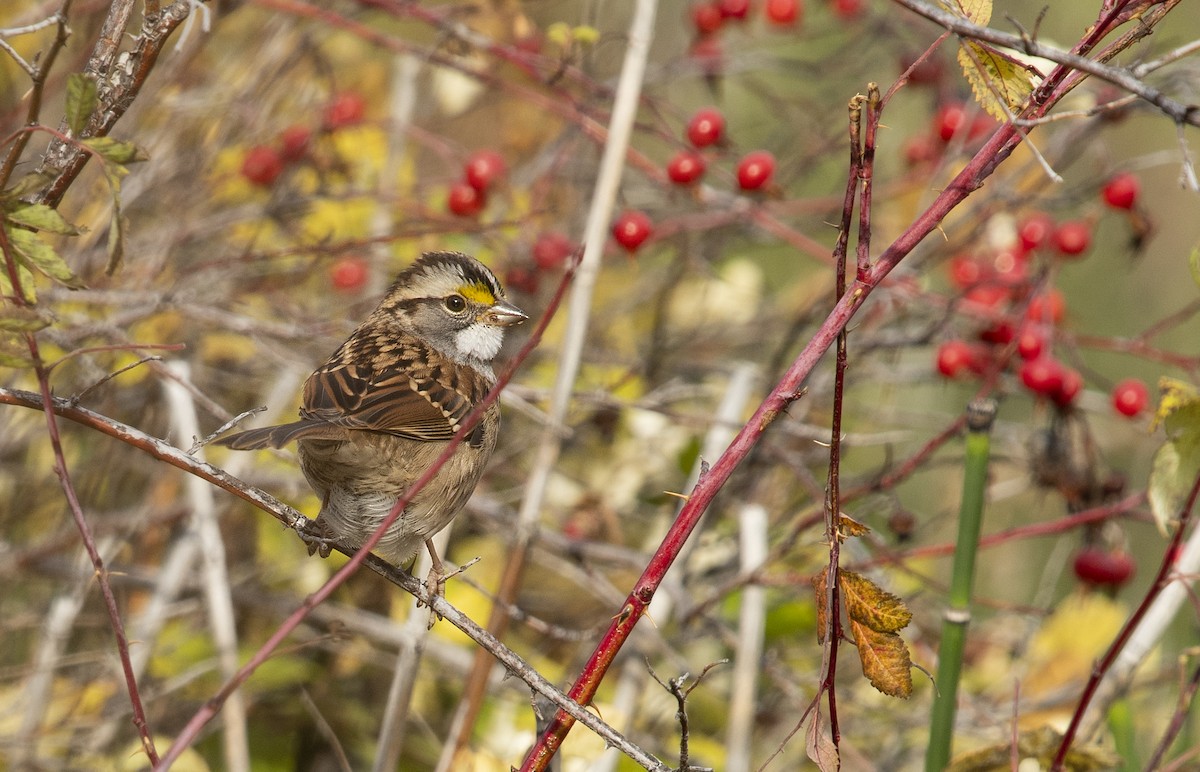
left=1148, top=378, right=1200, bottom=533
left=0, top=348, right=35, bottom=368
left=105, top=210, right=125, bottom=275
left=0, top=306, right=49, bottom=331
left=957, top=41, right=1040, bottom=120
left=4, top=203, right=81, bottom=236
left=65, top=73, right=99, bottom=136
left=3, top=171, right=55, bottom=201
left=5, top=226, right=86, bottom=289
left=82, top=137, right=149, bottom=165
left=0, top=256, right=37, bottom=302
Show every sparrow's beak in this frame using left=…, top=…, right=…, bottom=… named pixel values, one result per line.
left=485, top=299, right=528, bottom=327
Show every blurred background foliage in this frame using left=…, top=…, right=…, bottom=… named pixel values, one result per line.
left=1, top=0, right=1199, bottom=769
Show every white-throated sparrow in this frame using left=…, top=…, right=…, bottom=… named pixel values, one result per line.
left=217, top=251, right=526, bottom=575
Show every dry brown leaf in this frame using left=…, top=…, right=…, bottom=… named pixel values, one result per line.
left=850, top=619, right=913, bottom=698
left=811, top=569, right=829, bottom=644
left=837, top=513, right=871, bottom=541
left=805, top=711, right=840, bottom=772
left=839, top=569, right=913, bottom=633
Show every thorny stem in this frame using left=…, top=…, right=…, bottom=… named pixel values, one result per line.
left=1050, top=470, right=1200, bottom=771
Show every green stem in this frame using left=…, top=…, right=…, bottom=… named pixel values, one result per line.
left=926, top=399, right=996, bottom=772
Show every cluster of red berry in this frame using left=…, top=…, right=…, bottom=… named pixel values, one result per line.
left=689, top=0, right=862, bottom=38
left=502, top=231, right=577, bottom=295
left=935, top=174, right=1150, bottom=419
left=240, top=92, right=367, bottom=187
left=446, top=150, right=507, bottom=218
left=613, top=106, right=781, bottom=253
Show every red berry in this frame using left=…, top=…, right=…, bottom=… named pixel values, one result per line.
left=1053, top=367, right=1084, bottom=408
left=948, top=254, right=985, bottom=289
left=904, top=134, right=939, bottom=167
left=692, top=2, right=724, bottom=35
left=1017, top=213, right=1055, bottom=251
left=1026, top=289, right=1065, bottom=324
left=504, top=265, right=540, bottom=294
left=532, top=231, right=575, bottom=271
left=464, top=149, right=507, bottom=193
left=1020, top=356, right=1065, bottom=397
left=278, top=125, right=312, bottom=162
left=1053, top=220, right=1092, bottom=257
left=686, top=107, right=726, bottom=148
left=979, top=322, right=1014, bottom=345
left=241, top=145, right=284, bottom=186
left=936, top=340, right=979, bottom=378
left=1073, top=547, right=1135, bottom=587
left=667, top=150, right=707, bottom=185
left=718, top=0, right=750, bottom=18
left=964, top=284, right=1010, bottom=310
left=736, top=150, right=776, bottom=191
left=324, top=91, right=366, bottom=129
left=447, top=181, right=485, bottom=217
left=1111, top=378, right=1149, bottom=417
left=935, top=104, right=968, bottom=142
left=612, top=210, right=653, bottom=252
left=1016, top=328, right=1045, bottom=360
left=765, top=0, right=800, bottom=25
left=330, top=256, right=368, bottom=292
left=1102, top=172, right=1139, bottom=210
left=832, top=0, right=864, bottom=19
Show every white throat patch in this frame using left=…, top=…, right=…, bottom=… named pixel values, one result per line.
left=455, top=322, right=504, bottom=363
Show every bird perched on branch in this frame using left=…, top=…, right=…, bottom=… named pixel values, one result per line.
left=216, top=251, right=526, bottom=592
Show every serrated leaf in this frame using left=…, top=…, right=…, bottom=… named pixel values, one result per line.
left=0, top=306, right=49, bottom=331
left=5, top=226, right=86, bottom=289
left=3, top=171, right=56, bottom=201
left=4, top=203, right=81, bottom=236
left=850, top=619, right=913, bottom=698
left=82, top=137, right=149, bottom=165
left=65, top=73, right=99, bottom=136
left=811, top=569, right=829, bottom=644
left=0, top=256, right=37, bottom=301
left=944, top=0, right=991, bottom=24
left=840, top=569, right=913, bottom=633
left=958, top=41, right=1039, bottom=120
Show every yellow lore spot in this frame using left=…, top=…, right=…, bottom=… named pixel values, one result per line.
left=458, top=282, right=496, bottom=306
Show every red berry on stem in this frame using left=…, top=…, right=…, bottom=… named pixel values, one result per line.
left=935, top=103, right=968, bottom=142
left=612, top=210, right=653, bottom=252
left=1102, top=172, right=1140, bottom=210
left=241, top=145, right=284, bottom=186
left=686, top=107, right=726, bottom=148
left=324, top=91, right=366, bottom=129
left=692, top=2, right=724, bottom=35
left=330, top=256, right=368, bottom=292
left=1073, top=547, right=1135, bottom=588
left=464, top=149, right=507, bottom=193
left=1112, top=378, right=1149, bottom=417
left=979, top=321, right=1014, bottom=345
left=1026, top=289, right=1065, bottom=324
left=504, top=265, right=540, bottom=294
left=667, top=150, right=707, bottom=185
left=532, top=231, right=575, bottom=271
left=1020, top=356, right=1065, bottom=397
left=948, top=254, right=985, bottom=289
left=1018, top=213, right=1055, bottom=251
left=737, top=150, right=776, bottom=191
left=279, top=125, right=312, bottom=162
left=1016, top=327, right=1045, bottom=360
left=718, top=0, right=750, bottom=19
left=832, top=0, right=864, bottom=19
left=1053, top=367, right=1084, bottom=408
left=936, top=340, right=978, bottom=378
left=1053, top=220, right=1092, bottom=257
left=447, top=181, right=485, bottom=217
left=765, top=0, right=800, bottom=25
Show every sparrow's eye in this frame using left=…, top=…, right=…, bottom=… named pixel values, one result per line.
left=444, top=294, right=467, bottom=313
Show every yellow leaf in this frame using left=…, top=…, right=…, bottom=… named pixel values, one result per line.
left=957, top=41, right=1039, bottom=120
left=850, top=619, right=913, bottom=698
left=944, top=0, right=992, bottom=24
left=1151, top=377, right=1200, bottom=433
left=837, top=513, right=871, bottom=541
left=840, top=569, right=913, bottom=633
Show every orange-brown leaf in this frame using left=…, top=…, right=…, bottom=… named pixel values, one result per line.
left=850, top=619, right=913, bottom=698
left=836, top=513, right=870, bottom=542
left=839, top=569, right=913, bottom=633
left=811, top=569, right=829, bottom=644
left=806, top=711, right=840, bottom=772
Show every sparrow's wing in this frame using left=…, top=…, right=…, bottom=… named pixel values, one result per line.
left=300, top=337, right=492, bottom=442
